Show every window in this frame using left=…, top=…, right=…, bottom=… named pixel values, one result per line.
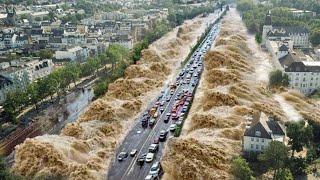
left=261, top=139, right=264, bottom=143
left=261, top=145, right=264, bottom=150
left=251, top=144, right=254, bottom=149
left=251, top=137, right=254, bottom=141
left=256, top=144, right=259, bottom=150
left=256, top=138, right=259, bottom=142
left=310, top=83, right=313, bottom=86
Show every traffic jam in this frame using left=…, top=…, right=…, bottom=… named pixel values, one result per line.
left=113, top=20, right=221, bottom=180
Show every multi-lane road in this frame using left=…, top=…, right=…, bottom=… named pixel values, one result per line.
left=108, top=8, right=225, bottom=180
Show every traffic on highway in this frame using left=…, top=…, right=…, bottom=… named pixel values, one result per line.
left=108, top=10, right=223, bottom=180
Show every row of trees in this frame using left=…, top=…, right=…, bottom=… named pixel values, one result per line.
left=236, top=0, right=320, bottom=46
left=232, top=121, right=315, bottom=179
left=3, top=44, right=129, bottom=123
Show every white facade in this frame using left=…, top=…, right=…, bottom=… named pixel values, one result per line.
left=262, top=25, right=272, bottom=46
left=55, top=46, right=89, bottom=61
left=286, top=61, right=320, bottom=94
left=243, top=136, right=272, bottom=152
left=243, top=113, right=285, bottom=153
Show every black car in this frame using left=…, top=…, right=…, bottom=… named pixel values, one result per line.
left=164, top=116, right=169, bottom=123
left=137, top=153, right=147, bottom=166
left=142, top=118, right=148, bottom=128
left=118, top=152, right=128, bottom=161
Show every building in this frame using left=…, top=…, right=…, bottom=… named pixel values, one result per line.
left=0, top=58, right=54, bottom=104
left=243, top=112, right=285, bottom=152
left=316, top=49, right=320, bottom=61
left=54, top=46, right=89, bottom=61
left=285, top=61, right=320, bottom=94
left=0, top=75, right=13, bottom=103
left=262, top=11, right=309, bottom=48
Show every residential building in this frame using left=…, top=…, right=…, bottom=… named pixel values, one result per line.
left=0, top=75, right=13, bottom=103
left=285, top=61, right=320, bottom=94
left=243, top=112, right=286, bottom=152
left=54, top=46, right=89, bottom=61
left=262, top=11, right=309, bottom=48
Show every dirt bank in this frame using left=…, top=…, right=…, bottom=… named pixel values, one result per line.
left=12, top=14, right=218, bottom=179
left=161, top=8, right=289, bottom=179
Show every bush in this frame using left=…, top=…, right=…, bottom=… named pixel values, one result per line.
left=231, top=156, right=255, bottom=180
left=93, top=81, right=107, bottom=97
left=269, top=70, right=289, bottom=87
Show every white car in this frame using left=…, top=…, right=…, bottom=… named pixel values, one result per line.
left=149, top=161, right=161, bottom=176
left=169, top=124, right=177, bottom=131
left=145, top=152, right=155, bottom=163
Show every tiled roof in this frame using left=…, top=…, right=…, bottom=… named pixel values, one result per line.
left=244, top=113, right=285, bottom=138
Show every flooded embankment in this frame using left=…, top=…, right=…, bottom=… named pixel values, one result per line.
left=161, top=8, right=316, bottom=179
left=12, top=13, right=218, bottom=179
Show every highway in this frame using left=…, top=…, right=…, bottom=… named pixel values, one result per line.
left=107, top=9, right=225, bottom=180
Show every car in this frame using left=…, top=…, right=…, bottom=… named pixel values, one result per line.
left=118, top=152, right=128, bottom=161
left=164, top=116, right=169, bottom=123
left=160, top=101, right=165, bottom=106
left=137, top=153, right=147, bottom=166
left=166, top=113, right=171, bottom=117
left=169, top=124, right=177, bottom=132
left=171, top=113, right=177, bottom=120
left=166, top=96, right=171, bottom=102
left=191, top=82, right=196, bottom=87
left=160, top=107, right=164, bottom=113
left=176, top=120, right=183, bottom=126
left=194, top=73, right=198, bottom=77
left=153, top=112, right=158, bottom=118
left=130, top=149, right=138, bottom=157
left=159, top=130, right=168, bottom=141
left=145, top=174, right=156, bottom=180
left=146, top=153, right=155, bottom=163
left=148, top=143, right=159, bottom=153
left=155, top=101, right=160, bottom=106
left=153, top=138, right=160, bottom=144
left=149, top=118, right=156, bottom=127
left=170, top=90, right=174, bottom=95
left=149, top=161, right=161, bottom=176
left=142, top=118, right=148, bottom=128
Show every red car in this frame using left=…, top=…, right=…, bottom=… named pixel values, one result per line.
left=153, top=139, right=159, bottom=144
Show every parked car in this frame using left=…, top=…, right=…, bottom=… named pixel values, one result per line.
left=118, top=152, right=128, bottom=161
left=146, top=153, right=155, bottom=163
left=130, top=149, right=137, bottom=157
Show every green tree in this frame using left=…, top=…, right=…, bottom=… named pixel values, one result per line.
left=231, top=156, right=255, bottom=180
left=286, top=121, right=313, bottom=157
left=274, top=168, right=293, bottom=180
left=259, top=141, right=288, bottom=179
left=288, top=157, right=308, bottom=176
left=310, top=29, right=320, bottom=46
left=38, top=49, right=53, bottom=59
left=93, top=81, right=107, bottom=97
left=269, top=70, right=289, bottom=87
